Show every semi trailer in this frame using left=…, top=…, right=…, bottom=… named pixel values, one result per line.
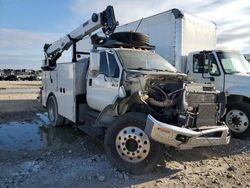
left=117, top=9, right=250, bottom=138
left=41, top=6, right=229, bottom=173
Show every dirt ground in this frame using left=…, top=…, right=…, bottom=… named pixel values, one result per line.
left=0, top=81, right=41, bottom=89
left=0, top=81, right=250, bottom=188
left=0, top=81, right=41, bottom=100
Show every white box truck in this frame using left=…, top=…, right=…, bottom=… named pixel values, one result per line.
left=118, top=9, right=250, bottom=138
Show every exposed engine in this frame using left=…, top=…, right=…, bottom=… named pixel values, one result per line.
left=142, top=80, right=225, bottom=129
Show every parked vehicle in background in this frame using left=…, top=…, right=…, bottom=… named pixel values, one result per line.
left=3, top=75, right=18, bottom=81
left=0, top=69, right=42, bottom=81
left=118, top=9, right=250, bottom=138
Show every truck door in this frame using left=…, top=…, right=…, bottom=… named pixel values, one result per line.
left=191, top=52, right=224, bottom=91
left=87, top=50, right=122, bottom=111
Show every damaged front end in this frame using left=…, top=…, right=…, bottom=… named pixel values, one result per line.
left=141, top=80, right=230, bottom=149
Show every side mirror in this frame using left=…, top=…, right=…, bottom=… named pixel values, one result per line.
left=89, top=50, right=100, bottom=77
left=118, top=86, right=126, bottom=98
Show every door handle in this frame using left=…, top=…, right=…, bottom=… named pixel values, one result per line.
left=89, top=79, right=92, bottom=86
left=111, top=82, right=118, bottom=87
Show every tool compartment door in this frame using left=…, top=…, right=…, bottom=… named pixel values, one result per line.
left=57, top=63, right=75, bottom=122
left=42, top=70, right=58, bottom=107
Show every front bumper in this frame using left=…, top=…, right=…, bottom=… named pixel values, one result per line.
left=145, top=115, right=230, bottom=150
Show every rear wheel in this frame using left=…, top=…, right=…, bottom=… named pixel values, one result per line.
left=47, top=95, right=64, bottom=126
left=225, top=102, right=250, bottom=138
left=104, top=112, right=164, bottom=174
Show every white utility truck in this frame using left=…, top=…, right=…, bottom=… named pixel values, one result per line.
left=41, top=6, right=229, bottom=173
left=117, top=9, right=250, bottom=138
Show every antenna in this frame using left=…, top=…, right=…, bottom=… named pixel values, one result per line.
left=135, top=18, right=143, bottom=32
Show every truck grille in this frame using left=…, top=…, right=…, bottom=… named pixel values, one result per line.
left=184, top=83, right=218, bottom=127
left=186, top=93, right=216, bottom=107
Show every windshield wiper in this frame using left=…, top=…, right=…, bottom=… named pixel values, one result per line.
left=151, top=68, right=166, bottom=72
left=130, top=67, right=152, bottom=71
left=130, top=68, right=175, bottom=72
left=152, top=68, right=177, bottom=73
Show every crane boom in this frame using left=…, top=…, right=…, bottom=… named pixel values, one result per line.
left=43, top=5, right=117, bottom=70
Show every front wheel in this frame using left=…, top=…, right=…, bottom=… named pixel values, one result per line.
left=104, top=112, right=164, bottom=174
left=225, top=102, right=250, bottom=138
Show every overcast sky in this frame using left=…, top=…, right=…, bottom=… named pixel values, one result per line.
left=0, top=0, right=250, bottom=70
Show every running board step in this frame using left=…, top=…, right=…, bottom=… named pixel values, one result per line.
left=77, top=125, right=104, bottom=138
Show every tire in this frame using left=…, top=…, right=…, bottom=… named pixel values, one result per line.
left=47, top=95, right=65, bottom=127
left=224, top=102, right=250, bottom=138
left=104, top=112, right=164, bottom=174
left=110, top=32, right=150, bottom=46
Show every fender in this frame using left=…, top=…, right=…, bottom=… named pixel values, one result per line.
left=226, top=85, right=250, bottom=99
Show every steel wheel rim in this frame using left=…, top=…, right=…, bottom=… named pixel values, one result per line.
left=115, top=126, right=150, bottom=163
left=226, top=109, right=249, bottom=133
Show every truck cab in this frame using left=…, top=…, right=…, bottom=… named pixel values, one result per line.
left=87, top=48, right=178, bottom=112
left=187, top=50, right=250, bottom=137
